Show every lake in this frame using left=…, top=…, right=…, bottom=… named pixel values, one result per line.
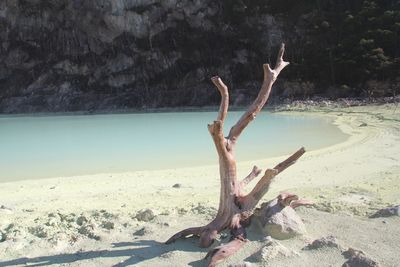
left=0, top=111, right=347, bottom=182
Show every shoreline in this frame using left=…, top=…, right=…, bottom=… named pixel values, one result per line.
left=0, top=103, right=399, bottom=266
left=0, top=96, right=398, bottom=118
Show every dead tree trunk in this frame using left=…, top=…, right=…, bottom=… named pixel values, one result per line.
left=166, top=44, right=305, bottom=266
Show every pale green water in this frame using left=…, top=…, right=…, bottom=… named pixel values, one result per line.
left=0, top=111, right=347, bottom=182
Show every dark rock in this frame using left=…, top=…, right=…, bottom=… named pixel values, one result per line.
left=172, top=183, right=182, bottom=188
left=0, top=205, right=13, bottom=212
left=76, top=215, right=88, bottom=226
left=304, top=235, right=343, bottom=250
left=359, top=123, right=368, bottom=127
left=369, top=205, right=400, bottom=218
left=0, top=231, right=6, bottom=242
left=101, top=221, right=114, bottom=230
left=134, top=209, right=155, bottom=222
left=133, top=227, right=151, bottom=236
left=342, top=248, right=380, bottom=267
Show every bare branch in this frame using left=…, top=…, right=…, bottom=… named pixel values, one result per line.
left=211, top=76, right=229, bottom=123
left=240, top=165, right=262, bottom=188
left=228, top=43, right=290, bottom=144
left=273, top=147, right=305, bottom=173
left=242, top=147, right=306, bottom=210
left=274, top=43, right=290, bottom=74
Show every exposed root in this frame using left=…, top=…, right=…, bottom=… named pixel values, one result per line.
left=206, top=226, right=247, bottom=267
left=165, top=226, right=205, bottom=244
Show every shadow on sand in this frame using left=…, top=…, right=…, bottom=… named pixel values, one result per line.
left=0, top=239, right=209, bottom=267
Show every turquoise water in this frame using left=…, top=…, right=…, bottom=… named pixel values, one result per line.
left=0, top=111, right=347, bottom=182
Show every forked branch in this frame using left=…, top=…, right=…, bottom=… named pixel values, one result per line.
left=242, top=147, right=306, bottom=210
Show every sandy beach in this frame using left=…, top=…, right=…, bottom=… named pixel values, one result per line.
left=0, top=104, right=399, bottom=266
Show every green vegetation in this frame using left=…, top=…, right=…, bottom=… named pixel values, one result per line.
left=264, top=0, right=400, bottom=97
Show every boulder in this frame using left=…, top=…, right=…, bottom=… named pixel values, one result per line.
left=255, top=199, right=307, bottom=239
left=257, top=237, right=296, bottom=262
left=342, top=248, right=380, bottom=267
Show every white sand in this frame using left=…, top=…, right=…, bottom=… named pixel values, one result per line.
left=0, top=104, right=399, bottom=266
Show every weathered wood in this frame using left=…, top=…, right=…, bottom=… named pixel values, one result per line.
left=165, top=44, right=304, bottom=267
left=240, top=166, right=262, bottom=188
left=228, top=43, right=289, bottom=144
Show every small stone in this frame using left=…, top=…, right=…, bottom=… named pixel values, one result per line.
left=49, top=186, right=56, bottom=189
left=172, top=183, right=182, bottom=188
left=133, top=227, right=152, bottom=236
left=359, top=122, right=368, bottom=127
left=304, top=235, right=343, bottom=250
left=76, top=215, right=88, bottom=226
left=23, top=209, right=34, bottom=212
left=133, top=228, right=145, bottom=236
left=0, top=231, right=6, bottom=242
left=134, top=209, right=155, bottom=222
left=101, top=221, right=114, bottom=230
left=177, top=208, right=187, bottom=215
left=342, top=248, right=380, bottom=267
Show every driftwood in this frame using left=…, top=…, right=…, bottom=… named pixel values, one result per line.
left=165, top=44, right=305, bottom=266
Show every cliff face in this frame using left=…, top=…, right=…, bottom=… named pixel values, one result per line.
left=0, top=0, right=290, bottom=113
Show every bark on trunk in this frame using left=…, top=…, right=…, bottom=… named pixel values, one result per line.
left=165, top=44, right=305, bottom=266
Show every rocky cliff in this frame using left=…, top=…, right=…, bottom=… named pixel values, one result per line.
left=1, top=1, right=398, bottom=113
left=0, top=0, right=293, bottom=113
